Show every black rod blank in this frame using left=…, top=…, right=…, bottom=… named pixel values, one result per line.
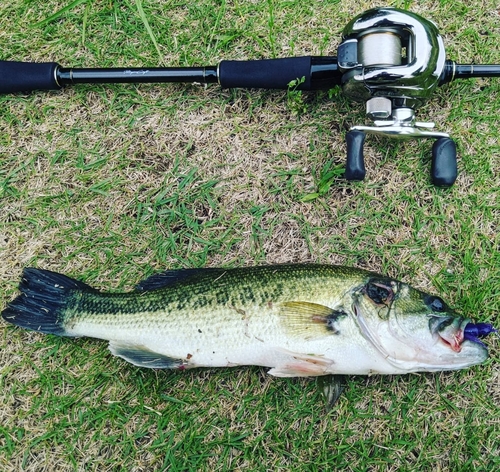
left=440, top=60, right=500, bottom=84
left=57, top=66, right=219, bottom=86
left=453, top=64, right=500, bottom=79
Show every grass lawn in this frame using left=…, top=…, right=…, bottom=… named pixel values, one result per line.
left=0, top=0, right=499, bottom=470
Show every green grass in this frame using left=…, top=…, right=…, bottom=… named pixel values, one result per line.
left=1, top=0, right=499, bottom=470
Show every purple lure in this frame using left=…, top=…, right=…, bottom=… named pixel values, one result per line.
left=464, top=322, right=498, bottom=346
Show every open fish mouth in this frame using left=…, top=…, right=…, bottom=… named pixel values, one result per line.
left=436, top=317, right=468, bottom=352
left=433, top=317, right=497, bottom=352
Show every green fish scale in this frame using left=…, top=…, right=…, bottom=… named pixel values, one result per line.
left=62, top=265, right=368, bottom=332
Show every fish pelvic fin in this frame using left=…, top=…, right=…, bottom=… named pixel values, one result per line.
left=109, top=341, right=184, bottom=369
left=1, top=268, right=92, bottom=336
left=268, top=350, right=335, bottom=377
left=278, top=301, right=348, bottom=339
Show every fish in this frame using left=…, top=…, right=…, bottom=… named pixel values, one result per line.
left=1, top=264, right=496, bottom=380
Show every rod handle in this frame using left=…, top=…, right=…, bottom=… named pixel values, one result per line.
left=431, top=138, right=457, bottom=187
left=218, top=56, right=340, bottom=90
left=345, top=130, right=366, bottom=180
left=219, top=57, right=312, bottom=90
left=0, top=60, right=61, bottom=94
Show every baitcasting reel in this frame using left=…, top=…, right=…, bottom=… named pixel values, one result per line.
left=1, top=7, right=500, bottom=186
left=339, top=8, right=455, bottom=185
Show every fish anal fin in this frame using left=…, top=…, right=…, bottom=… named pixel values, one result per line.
left=109, top=341, right=184, bottom=369
left=279, top=301, right=348, bottom=339
left=268, top=351, right=334, bottom=378
left=318, top=374, right=345, bottom=411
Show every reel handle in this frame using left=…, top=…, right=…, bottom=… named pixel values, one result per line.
left=344, top=132, right=457, bottom=186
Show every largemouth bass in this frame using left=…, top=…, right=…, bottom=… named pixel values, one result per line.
left=1, top=265, right=495, bottom=377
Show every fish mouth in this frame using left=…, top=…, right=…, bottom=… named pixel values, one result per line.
left=431, top=316, right=497, bottom=353
left=437, top=319, right=467, bottom=352
left=431, top=316, right=474, bottom=353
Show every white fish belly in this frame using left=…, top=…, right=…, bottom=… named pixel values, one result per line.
left=67, top=301, right=401, bottom=375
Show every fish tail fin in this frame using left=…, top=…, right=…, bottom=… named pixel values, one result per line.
left=1, top=268, right=93, bottom=336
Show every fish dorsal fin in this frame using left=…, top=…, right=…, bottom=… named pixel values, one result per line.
left=279, top=301, right=348, bottom=339
left=109, top=341, right=183, bottom=369
left=136, top=268, right=227, bottom=291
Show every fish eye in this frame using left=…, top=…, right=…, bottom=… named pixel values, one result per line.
left=364, top=280, right=394, bottom=306
left=425, top=295, right=447, bottom=312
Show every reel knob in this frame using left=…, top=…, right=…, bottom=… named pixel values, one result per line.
left=431, top=138, right=457, bottom=187
left=345, top=130, right=366, bottom=180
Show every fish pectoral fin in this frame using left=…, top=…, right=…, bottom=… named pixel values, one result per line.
left=109, top=341, right=183, bottom=369
left=279, top=301, right=348, bottom=339
left=268, top=351, right=334, bottom=378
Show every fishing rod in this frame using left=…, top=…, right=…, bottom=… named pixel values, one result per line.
left=2, top=7, right=500, bottom=187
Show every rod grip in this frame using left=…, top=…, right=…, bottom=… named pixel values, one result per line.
left=218, top=57, right=312, bottom=90
left=0, top=60, right=61, bottom=94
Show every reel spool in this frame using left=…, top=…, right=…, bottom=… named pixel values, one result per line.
left=358, top=32, right=403, bottom=67
left=338, top=8, right=456, bottom=186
